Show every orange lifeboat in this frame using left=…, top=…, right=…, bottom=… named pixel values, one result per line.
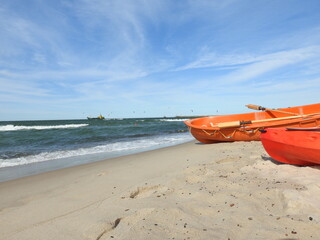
left=260, top=128, right=320, bottom=165
left=184, top=103, right=320, bottom=143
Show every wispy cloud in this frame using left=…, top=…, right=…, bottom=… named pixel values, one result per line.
left=0, top=0, right=319, bottom=120
left=0, top=77, right=51, bottom=106
left=174, top=45, right=320, bottom=88
left=176, top=45, right=320, bottom=71
left=175, top=48, right=258, bottom=71
left=218, top=46, right=320, bottom=84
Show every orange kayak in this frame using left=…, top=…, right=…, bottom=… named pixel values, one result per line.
left=260, top=128, right=320, bottom=165
left=184, top=103, right=320, bottom=143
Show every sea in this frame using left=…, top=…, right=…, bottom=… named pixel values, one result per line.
left=0, top=117, right=193, bottom=182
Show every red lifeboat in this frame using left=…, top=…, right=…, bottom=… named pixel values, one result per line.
left=260, top=127, right=320, bottom=166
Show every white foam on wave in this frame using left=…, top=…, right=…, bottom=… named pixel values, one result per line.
left=0, top=124, right=89, bottom=131
left=160, top=119, right=189, bottom=122
left=0, top=133, right=193, bottom=168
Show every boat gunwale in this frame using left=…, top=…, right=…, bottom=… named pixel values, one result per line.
left=184, top=103, right=320, bottom=131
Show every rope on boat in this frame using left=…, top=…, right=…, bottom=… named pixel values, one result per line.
left=201, top=129, right=237, bottom=139
left=201, top=129, right=216, bottom=136
left=242, top=127, right=262, bottom=134
left=201, top=127, right=262, bottom=139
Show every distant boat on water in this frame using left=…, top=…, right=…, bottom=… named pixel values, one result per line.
left=87, top=114, right=105, bottom=120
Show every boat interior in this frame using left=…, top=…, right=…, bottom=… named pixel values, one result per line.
left=188, top=104, right=320, bottom=129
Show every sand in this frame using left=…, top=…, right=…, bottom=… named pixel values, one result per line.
left=0, top=141, right=319, bottom=240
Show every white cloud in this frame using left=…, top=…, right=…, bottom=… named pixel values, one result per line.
left=219, top=46, right=320, bottom=84
left=174, top=46, right=320, bottom=88
left=177, top=45, right=320, bottom=71
left=175, top=50, right=258, bottom=71
left=69, top=0, right=167, bottom=49
left=1, top=0, right=320, bottom=120
left=0, top=78, right=50, bottom=97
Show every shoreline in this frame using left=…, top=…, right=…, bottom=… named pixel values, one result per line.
left=0, top=140, right=319, bottom=239
left=0, top=137, right=193, bottom=183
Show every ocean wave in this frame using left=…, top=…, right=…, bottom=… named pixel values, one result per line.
left=0, top=133, right=193, bottom=168
left=0, top=124, right=89, bottom=132
left=159, top=119, right=189, bottom=122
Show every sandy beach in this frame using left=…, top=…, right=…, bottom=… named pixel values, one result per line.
left=0, top=140, right=319, bottom=240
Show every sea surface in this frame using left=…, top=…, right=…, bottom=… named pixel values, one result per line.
left=0, top=117, right=193, bottom=182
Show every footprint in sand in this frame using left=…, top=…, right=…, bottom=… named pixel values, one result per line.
left=184, top=166, right=215, bottom=184
left=129, top=185, right=172, bottom=199
left=97, top=172, right=108, bottom=176
left=96, top=208, right=155, bottom=239
left=216, top=157, right=239, bottom=164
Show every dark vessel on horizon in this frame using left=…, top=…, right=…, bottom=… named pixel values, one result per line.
left=87, top=114, right=105, bottom=120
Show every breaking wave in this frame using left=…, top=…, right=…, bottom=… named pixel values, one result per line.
left=0, top=124, right=89, bottom=132
left=159, top=119, right=189, bottom=122
left=0, top=133, right=193, bottom=168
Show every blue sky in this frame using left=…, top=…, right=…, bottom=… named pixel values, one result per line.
left=1, top=0, right=320, bottom=120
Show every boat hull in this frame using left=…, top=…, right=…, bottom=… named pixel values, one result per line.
left=184, top=103, right=320, bottom=143
left=87, top=114, right=105, bottom=120
left=87, top=117, right=105, bottom=120
left=260, top=128, right=320, bottom=165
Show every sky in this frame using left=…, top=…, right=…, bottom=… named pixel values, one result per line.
left=0, top=0, right=320, bottom=120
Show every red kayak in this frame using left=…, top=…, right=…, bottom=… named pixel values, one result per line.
left=260, top=128, right=320, bottom=165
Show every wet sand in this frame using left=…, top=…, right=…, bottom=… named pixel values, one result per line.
left=0, top=141, right=319, bottom=240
